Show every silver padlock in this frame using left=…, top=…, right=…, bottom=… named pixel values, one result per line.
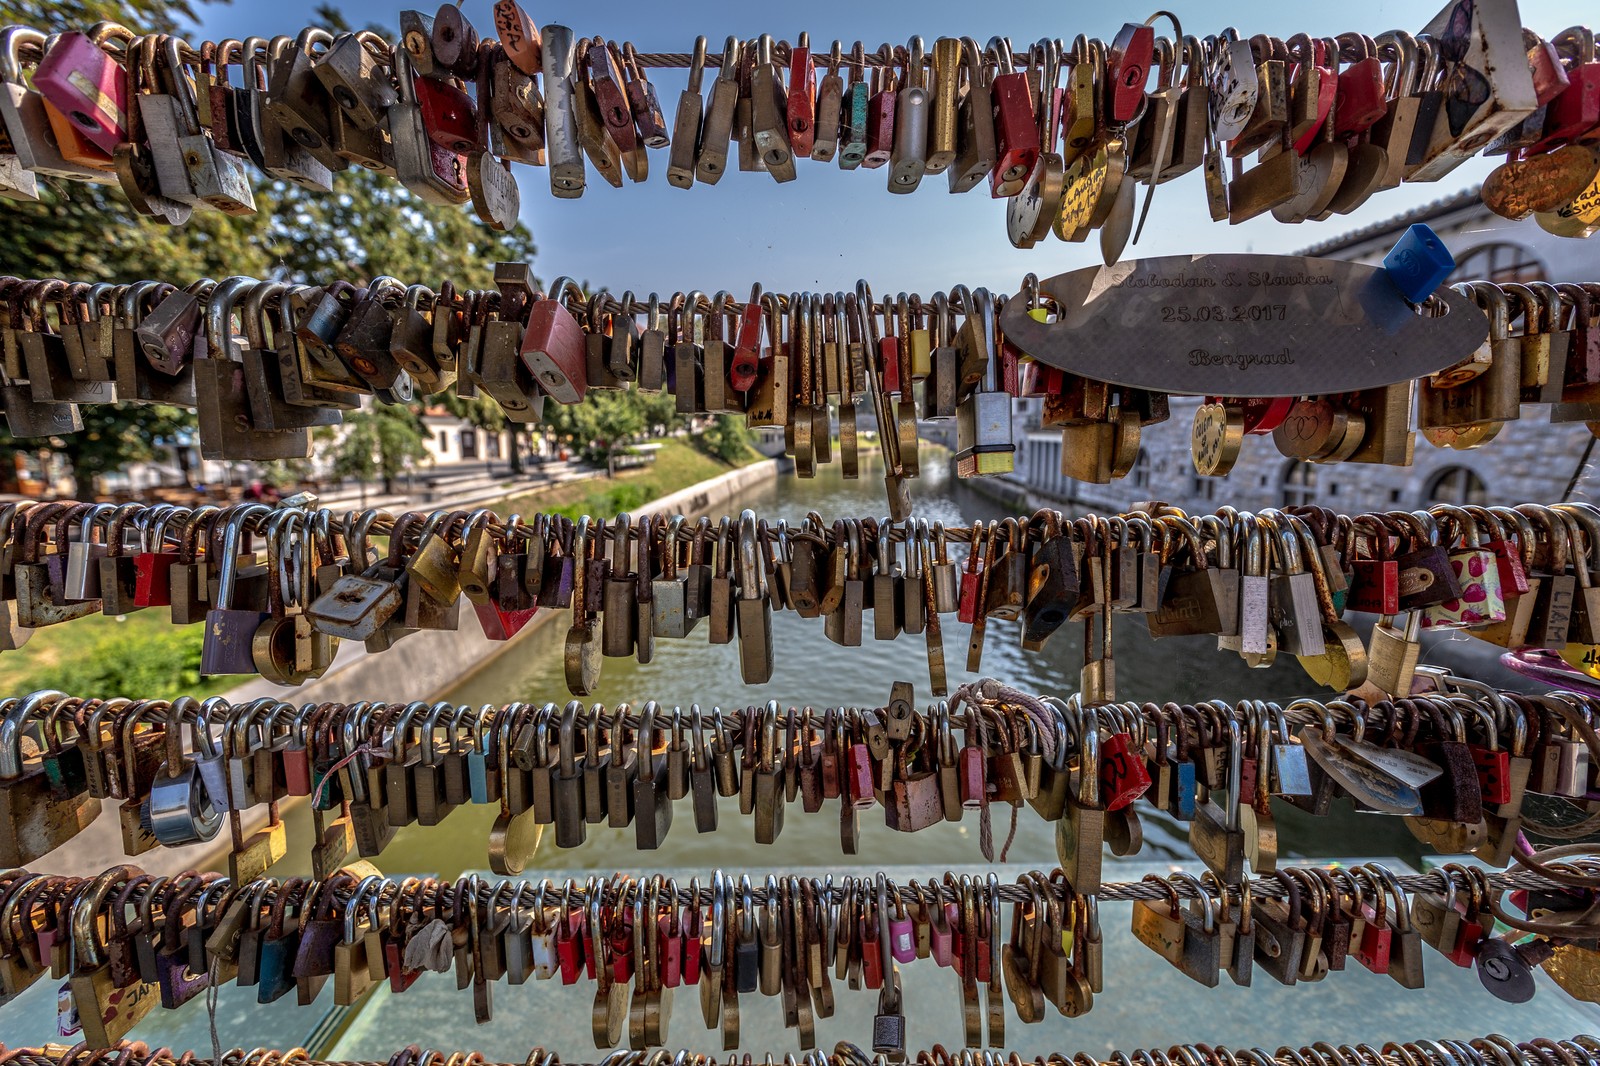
left=953, top=289, right=1015, bottom=477
left=541, top=25, right=585, bottom=199
left=147, top=701, right=224, bottom=846
left=166, top=38, right=256, bottom=216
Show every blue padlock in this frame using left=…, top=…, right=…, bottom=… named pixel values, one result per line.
left=1383, top=224, right=1455, bottom=304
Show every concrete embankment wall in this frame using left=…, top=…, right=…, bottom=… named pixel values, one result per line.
left=37, top=458, right=785, bottom=877
left=221, top=457, right=787, bottom=706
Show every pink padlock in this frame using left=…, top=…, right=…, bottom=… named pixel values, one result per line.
left=930, top=900, right=957, bottom=966
left=34, top=30, right=130, bottom=154
left=847, top=741, right=875, bottom=811
left=888, top=890, right=916, bottom=964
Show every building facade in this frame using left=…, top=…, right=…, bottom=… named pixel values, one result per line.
left=1003, top=187, right=1598, bottom=513
left=421, top=409, right=505, bottom=465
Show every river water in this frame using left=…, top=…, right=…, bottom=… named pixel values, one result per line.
left=0, top=457, right=1471, bottom=1057
left=319, top=452, right=1421, bottom=880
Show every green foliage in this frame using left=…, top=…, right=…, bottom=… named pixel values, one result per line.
left=19, top=623, right=213, bottom=697
left=0, top=0, right=213, bottom=34
left=434, top=391, right=507, bottom=433
left=0, top=168, right=536, bottom=291
left=0, top=140, right=536, bottom=493
left=695, top=415, right=757, bottom=465
left=634, top=390, right=683, bottom=433
left=324, top=403, right=432, bottom=490
left=0, top=0, right=540, bottom=491
left=543, top=391, right=648, bottom=464
left=49, top=403, right=194, bottom=496
left=255, top=458, right=314, bottom=487
left=552, top=482, right=653, bottom=520
left=251, top=170, right=537, bottom=289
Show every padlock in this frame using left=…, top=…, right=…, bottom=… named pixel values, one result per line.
left=520, top=277, right=589, bottom=405
left=33, top=28, right=129, bottom=153
left=953, top=290, right=1015, bottom=477
left=989, top=39, right=1037, bottom=197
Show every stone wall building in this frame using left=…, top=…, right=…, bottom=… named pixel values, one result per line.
left=1003, top=187, right=1598, bottom=513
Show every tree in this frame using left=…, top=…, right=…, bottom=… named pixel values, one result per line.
left=323, top=404, right=432, bottom=497
left=0, top=0, right=214, bottom=34
left=635, top=390, right=684, bottom=437
left=49, top=404, right=195, bottom=497
left=696, top=414, right=756, bottom=465
left=0, top=0, right=540, bottom=494
left=543, top=391, right=648, bottom=465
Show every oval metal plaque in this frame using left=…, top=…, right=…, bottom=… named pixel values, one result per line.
left=997, top=254, right=1489, bottom=398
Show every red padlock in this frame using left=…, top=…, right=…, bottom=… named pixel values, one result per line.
left=1347, top=517, right=1401, bottom=614
left=133, top=543, right=178, bottom=608
left=989, top=38, right=1037, bottom=196
left=1446, top=898, right=1487, bottom=968
left=1022, top=361, right=1065, bottom=397
left=1287, top=36, right=1337, bottom=155
left=1334, top=33, right=1390, bottom=137
left=386, top=937, right=424, bottom=993
left=929, top=902, right=956, bottom=966
left=863, top=44, right=897, bottom=169
left=680, top=906, right=702, bottom=986
left=878, top=302, right=901, bottom=396
left=557, top=908, right=585, bottom=984
left=1105, top=21, right=1155, bottom=125
left=1530, top=28, right=1600, bottom=152
left=520, top=278, right=589, bottom=405
left=1100, top=731, right=1153, bottom=811
left=658, top=910, right=683, bottom=988
left=1354, top=903, right=1392, bottom=974
left=586, top=37, right=638, bottom=154
left=1527, top=32, right=1572, bottom=107
left=584, top=907, right=605, bottom=981
left=281, top=734, right=314, bottom=797
left=730, top=285, right=763, bottom=393
left=414, top=74, right=479, bottom=154
left=787, top=32, right=818, bottom=156
left=473, top=599, right=539, bottom=641
left=1475, top=508, right=1530, bottom=595
left=859, top=907, right=884, bottom=989
left=956, top=525, right=988, bottom=625
left=958, top=743, right=986, bottom=810
left=1242, top=396, right=1296, bottom=435
left=1471, top=743, right=1512, bottom=805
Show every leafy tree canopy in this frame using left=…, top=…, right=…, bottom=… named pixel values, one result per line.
left=0, top=0, right=540, bottom=491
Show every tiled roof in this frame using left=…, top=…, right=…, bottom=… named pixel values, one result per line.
left=1295, top=185, right=1485, bottom=257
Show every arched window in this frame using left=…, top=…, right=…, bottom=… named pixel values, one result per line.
left=1129, top=449, right=1150, bottom=491
left=1281, top=461, right=1317, bottom=507
left=1448, top=242, right=1546, bottom=285
left=1427, top=466, right=1489, bottom=507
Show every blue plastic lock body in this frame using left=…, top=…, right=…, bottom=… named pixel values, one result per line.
left=1383, top=224, right=1455, bottom=304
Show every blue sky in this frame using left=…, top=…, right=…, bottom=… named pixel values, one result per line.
left=190, top=0, right=1592, bottom=292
